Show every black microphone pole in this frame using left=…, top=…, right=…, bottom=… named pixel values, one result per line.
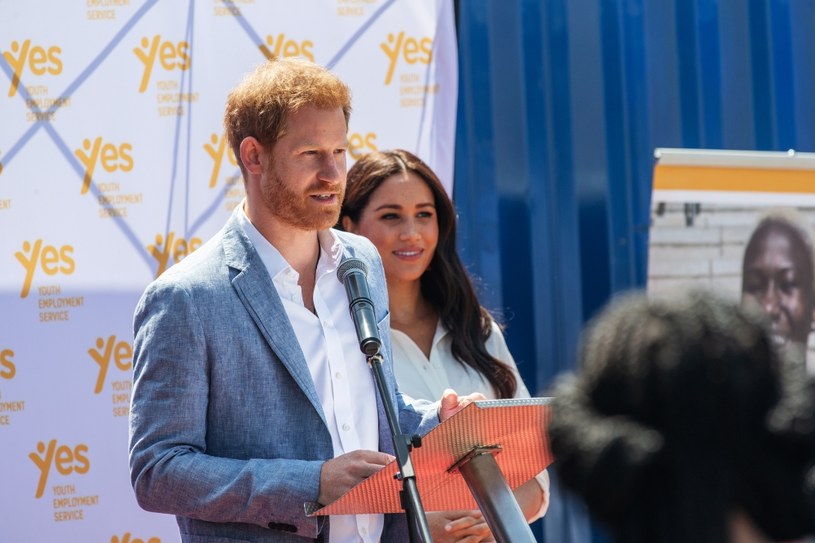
left=368, top=351, right=432, bottom=543
left=337, top=259, right=433, bottom=543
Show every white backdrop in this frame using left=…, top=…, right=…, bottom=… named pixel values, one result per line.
left=0, top=1, right=457, bottom=541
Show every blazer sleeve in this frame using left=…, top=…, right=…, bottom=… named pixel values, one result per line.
left=128, top=277, right=325, bottom=538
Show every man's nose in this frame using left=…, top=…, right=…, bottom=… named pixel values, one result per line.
left=761, top=283, right=782, bottom=316
left=318, top=154, right=343, bottom=184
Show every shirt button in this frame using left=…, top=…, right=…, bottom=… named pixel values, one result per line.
left=335, top=371, right=343, bottom=380
left=360, top=526, right=368, bottom=535
left=342, top=423, right=351, bottom=431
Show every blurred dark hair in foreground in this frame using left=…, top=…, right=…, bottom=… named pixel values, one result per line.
left=548, top=289, right=815, bottom=543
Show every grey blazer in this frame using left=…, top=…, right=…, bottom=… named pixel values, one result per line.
left=129, top=208, right=438, bottom=542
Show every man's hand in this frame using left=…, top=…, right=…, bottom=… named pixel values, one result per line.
left=318, top=450, right=394, bottom=505
left=439, top=388, right=486, bottom=422
left=428, top=510, right=495, bottom=543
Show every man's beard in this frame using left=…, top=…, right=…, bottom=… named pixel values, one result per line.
left=260, top=170, right=344, bottom=231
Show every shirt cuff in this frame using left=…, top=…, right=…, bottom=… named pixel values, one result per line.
left=528, top=469, right=551, bottom=522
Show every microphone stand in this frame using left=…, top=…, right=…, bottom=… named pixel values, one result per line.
left=366, top=352, right=433, bottom=543
left=337, top=258, right=431, bottom=541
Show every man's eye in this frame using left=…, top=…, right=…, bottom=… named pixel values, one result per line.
left=743, top=278, right=764, bottom=293
left=780, top=280, right=798, bottom=293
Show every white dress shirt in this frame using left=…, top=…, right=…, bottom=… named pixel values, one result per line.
left=391, top=319, right=550, bottom=521
left=391, top=320, right=529, bottom=401
left=238, top=208, right=382, bottom=543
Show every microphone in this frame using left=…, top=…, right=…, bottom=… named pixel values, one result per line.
left=336, top=258, right=383, bottom=357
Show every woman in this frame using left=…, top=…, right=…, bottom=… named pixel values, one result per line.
left=547, top=289, right=815, bottom=543
left=339, top=149, right=549, bottom=542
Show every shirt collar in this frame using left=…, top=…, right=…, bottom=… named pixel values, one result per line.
left=316, top=229, right=343, bottom=274
left=237, top=205, right=343, bottom=281
left=432, top=319, right=448, bottom=348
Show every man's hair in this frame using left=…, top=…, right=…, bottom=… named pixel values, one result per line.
left=338, top=149, right=518, bottom=398
left=223, top=57, right=352, bottom=176
left=743, top=207, right=815, bottom=292
left=548, top=289, right=815, bottom=543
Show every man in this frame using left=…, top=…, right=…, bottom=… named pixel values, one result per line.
left=129, top=58, right=478, bottom=543
left=741, top=209, right=815, bottom=371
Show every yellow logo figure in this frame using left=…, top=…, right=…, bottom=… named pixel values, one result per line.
left=204, top=133, right=238, bottom=188
left=14, top=239, right=76, bottom=298
left=88, top=336, right=132, bottom=394
left=29, top=440, right=90, bottom=499
left=349, top=132, right=378, bottom=160
left=111, top=534, right=162, bottom=543
left=74, top=137, right=134, bottom=195
left=0, top=349, right=15, bottom=380
left=148, top=232, right=202, bottom=277
left=380, top=32, right=432, bottom=85
left=259, top=33, right=314, bottom=62
left=3, top=39, right=63, bottom=98
left=133, top=35, right=191, bottom=93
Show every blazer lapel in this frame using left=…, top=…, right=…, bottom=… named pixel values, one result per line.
left=221, top=212, right=326, bottom=426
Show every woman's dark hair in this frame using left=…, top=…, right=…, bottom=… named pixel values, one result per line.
left=547, top=289, right=815, bottom=543
left=339, top=149, right=517, bottom=398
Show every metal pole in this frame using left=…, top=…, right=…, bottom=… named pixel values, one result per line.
left=457, top=448, right=536, bottom=543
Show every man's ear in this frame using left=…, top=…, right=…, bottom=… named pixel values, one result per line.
left=239, top=137, right=264, bottom=175
left=341, top=215, right=356, bottom=233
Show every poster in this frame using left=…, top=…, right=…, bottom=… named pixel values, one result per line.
left=0, top=1, right=458, bottom=540
left=648, top=148, right=815, bottom=374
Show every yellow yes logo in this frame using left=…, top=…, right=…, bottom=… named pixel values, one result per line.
left=74, top=137, right=134, bottom=195
left=133, top=35, right=191, bottom=93
left=15, top=240, right=76, bottom=299
left=349, top=132, right=378, bottom=160
left=0, top=349, right=15, bottom=380
left=111, top=534, right=161, bottom=543
left=3, top=39, right=63, bottom=98
left=88, top=336, right=132, bottom=394
left=380, top=32, right=432, bottom=85
left=259, top=33, right=314, bottom=62
left=203, top=133, right=238, bottom=188
left=29, top=440, right=90, bottom=499
left=148, top=232, right=202, bottom=277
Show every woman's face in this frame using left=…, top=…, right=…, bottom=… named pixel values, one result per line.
left=344, top=171, right=439, bottom=286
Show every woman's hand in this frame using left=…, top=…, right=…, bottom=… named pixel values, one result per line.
left=427, top=510, right=495, bottom=543
left=438, top=389, right=486, bottom=421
